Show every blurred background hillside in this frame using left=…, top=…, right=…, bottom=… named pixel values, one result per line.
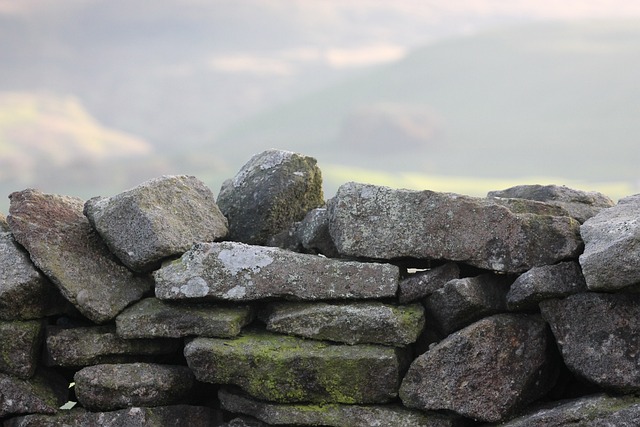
left=1, top=0, right=640, bottom=213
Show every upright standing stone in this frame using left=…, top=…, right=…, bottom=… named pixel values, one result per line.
left=0, top=320, right=43, bottom=379
left=217, top=149, right=324, bottom=245
left=7, top=189, right=152, bottom=324
left=84, top=175, right=228, bottom=273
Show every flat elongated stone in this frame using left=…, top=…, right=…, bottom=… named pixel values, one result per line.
left=0, top=320, right=43, bottom=379
left=155, top=241, right=398, bottom=301
left=7, top=189, right=152, bottom=323
left=398, top=262, right=460, bottom=303
left=116, top=297, right=254, bottom=339
left=85, top=175, right=228, bottom=273
left=184, top=330, right=408, bottom=404
left=328, top=182, right=582, bottom=273
left=0, top=370, right=68, bottom=417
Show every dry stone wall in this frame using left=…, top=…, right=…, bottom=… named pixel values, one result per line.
left=1, top=149, right=640, bottom=426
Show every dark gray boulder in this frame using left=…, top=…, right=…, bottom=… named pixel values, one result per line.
left=0, top=369, right=68, bottom=418
left=297, top=207, right=339, bottom=257
left=398, top=262, right=460, bottom=304
left=0, top=320, right=43, bottom=379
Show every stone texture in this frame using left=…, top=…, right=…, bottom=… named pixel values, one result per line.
left=222, top=416, right=269, bottom=427
left=184, top=329, right=408, bottom=404
left=0, top=212, right=8, bottom=231
left=44, top=325, right=180, bottom=368
left=507, top=261, right=587, bottom=311
left=328, top=182, right=583, bottom=273
left=259, top=301, right=424, bottom=346
left=116, top=297, right=254, bottom=339
left=579, top=194, right=640, bottom=291
left=217, top=149, right=324, bottom=245
left=424, top=273, right=513, bottom=335
left=154, top=241, right=398, bottom=301
left=84, top=175, right=228, bottom=273
left=488, top=184, right=614, bottom=223
left=74, top=363, right=195, bottom=411
left=0, top=370, right=68, bottom=417
left=540, top=292, right=640, bottom=393
left=297, top=207, right=339, bottom=257
left=0, top=320, right=43, bottom=379
left=219, top=388, right=466, bottom=427
left=398, top=262, right=460, bottom=303
left=7, top=189, right=152, bottom=324
left=400, top=314, right=557, bottom=423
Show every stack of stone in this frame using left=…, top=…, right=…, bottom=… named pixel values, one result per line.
left=1, top=148, right=640, bottom=426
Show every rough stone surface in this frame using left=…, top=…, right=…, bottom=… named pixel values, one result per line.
left=0, top=320, right=43, bottom=379
left=259, top=301, right=424, bottom=346
left=74, top=363, right=195, bottom=411
left=540, top=292, right=640, bottom=393
left=217, top=149, right=324, bottom=245
left=154, top=241, right=398, bottom=301
left=488, top=184, right=614, bottom=223
left=297, top=207, right=339, bottom=257
left=222, top=416, right=269, bottom=427
left=507, top=261, right=587, bottom=311
left=7, top=189, right=152, bottom=323
left=0, top=212, right=8, bottom=231
left=184, top=329, right=408, bottom=404
left=328, top=183, right=583, bottom=273
left=84, top=175, right=228, bottom=273
left=116, top=297, right=254, bottom=339
left=0, top=370, right=68, bottom=417
left=400, top=314, right=557, bottom=423
left=219, top=388, right=466, bottom=427
left=424, top=273, right=513, bottom=335
left=398, top=262, right=460, bottom=303
left=579, top=193, right=640, bottom=291
left=44, top=325, right=180, bottom=368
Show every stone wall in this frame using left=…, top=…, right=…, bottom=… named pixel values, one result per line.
left=1, top=149, right=639, bottom=426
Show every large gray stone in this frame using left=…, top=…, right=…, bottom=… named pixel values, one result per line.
left=116, top=297, right=254, bottom=339
left=400, top=314, right=556, bottom=423
left=184, top=330, right=408, bottom=404
left=7, top=189, right=152, bottom=324
left=579, top=194, right=640, bottom=291
left=540, top=292, right=640, bottom=393
left=0, top=320, right=43, bottom=379
left=297, top=207, right=339, bottom=257
left=259, top=301, right=424, bottom=346
left=84, top=175, right=228, bottom=273
left=154, top=241, right=398, bottom=301
left=217, top=149, right=324, bottom=245
left=328, top=183, right=583, bottom=273
left=0, top=370, right=68, bottom=418
left=74, top=363, right=195, bottom=411
left=398, top=262, right=460, bottom=304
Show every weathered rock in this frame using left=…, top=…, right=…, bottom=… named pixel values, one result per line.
left=507, top=261, right=587, bottom=311
left=540, top=292, right=640, bottom=393
left=398, top=262, right=460, bottom=303
left=44, top=325, right=180, bottom=368
left=0, top=320, right=43, bottom=379
left=488, top=184, right=614, bottom=223
left=259, top=301, right=424, bottom=346
left=74, top=363, right=195, bottom=411
left=222, top=416, right=269, bottom=427
left=0, top=212, right=8, bottom=231
left=217, top=149, right=324, bottom=245
left=328, top=183, right=583, bottom=273
left=4, top=405, right=220, bottom=427
left=218, top=388, right=467, bottom=427
left=0, top=370, right=68, bottom=418
left=579, top=194, right=640, bottom=291
left=154, top=241, right=398, bottom=301
left=297, top=207, right=339, bottom=257
left=84, top=175, right=228, bottom=273
left=424, top=273, right=513, bottom=335
left=400, top=314, right=557, bottom=423
left=184, top=330, right=408, bottom=404
left=7, top=189, right=152, bottom=323
left=116, top=297, right=254, bottom=339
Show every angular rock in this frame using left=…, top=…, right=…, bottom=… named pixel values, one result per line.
left=579, top=194, right=640, bottom=291
left=259, top=301, right=424, bottom=346
left=0, top=212, right=8, bottom=231
left=84, top=175, right=228, bottom=273
left=0, top=320, right=43, bottom=379
left=398, top=262, right=460, bottom=303
left=424, top=273, right=513, bottom=335
left=155, top=241, right=398, bottom=301
left=217, top=149, right=324, bottom=245
left=184, top=330, right=408, bottom=404
left=488, top=184, right=614, bottom=223
left=507, top=261, right=587, bottom=311
left=7, top=189, right=152, bottom=323
left=116, top=297, right=254, bottom=339
left=328, top=182, right=583, bottom=273
left=297, top=207, right=339, bottom=257
left=540, top=292, right=640, bottom=393
left=44, top=325, right=180, bottom=368
left=399, top=314, right=557, bottom=423
left=0, top=370, right=68, bottom=417
left=218, top=388, right=466, bottom=427
left=74, top=363, right=195, bottom=411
